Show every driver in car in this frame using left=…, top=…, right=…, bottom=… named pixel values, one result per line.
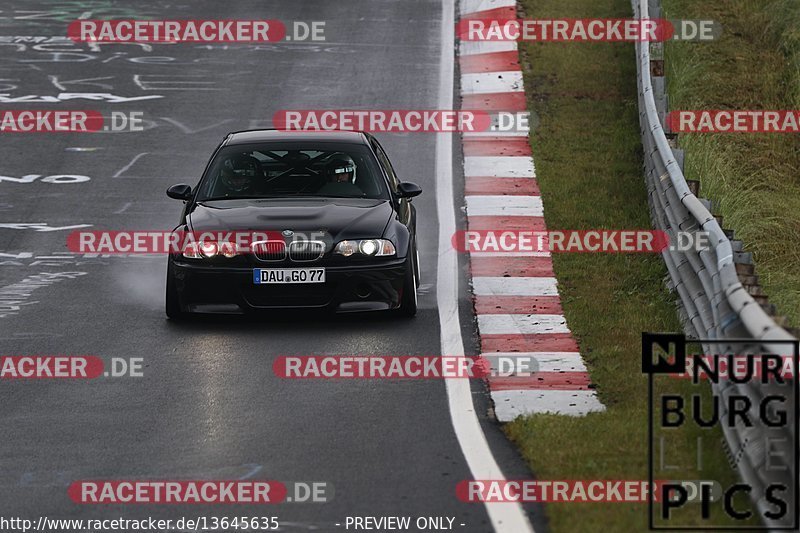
left=217, top=154, right=262, bottom=197
left=317, top=158, right=364, bottom=197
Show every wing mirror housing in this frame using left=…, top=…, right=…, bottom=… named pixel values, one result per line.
left=397, top=182, right=422, bottom=199
left=166, top=184, right=192, bottom=201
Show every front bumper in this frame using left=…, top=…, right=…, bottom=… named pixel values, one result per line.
left=170, top=257, right=407, bottom=313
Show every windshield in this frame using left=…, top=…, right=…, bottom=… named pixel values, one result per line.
left=196, top=142, right=389, bottom=201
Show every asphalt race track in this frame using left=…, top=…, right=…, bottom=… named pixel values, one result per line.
left=0, top=1, right=542, bottom=531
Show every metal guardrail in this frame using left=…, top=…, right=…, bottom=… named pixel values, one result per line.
left=633, top=0, right=798, bottom=527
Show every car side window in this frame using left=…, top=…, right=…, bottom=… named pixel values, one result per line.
left=372, top=141, right=400, bottom=194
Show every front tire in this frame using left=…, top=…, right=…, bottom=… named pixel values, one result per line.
left=396, top=245, right=418, bottom=317
left=165, top=261, right=185, bottom=320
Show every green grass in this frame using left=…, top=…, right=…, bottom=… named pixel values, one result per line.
left=663, top=0, right=800, bottom=325
left=504, top=0, right=752, bottom=530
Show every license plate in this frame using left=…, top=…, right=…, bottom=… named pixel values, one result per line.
left=253, top=268, right=326, bottom=284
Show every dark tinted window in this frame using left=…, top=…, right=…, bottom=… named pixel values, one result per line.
left=196, top=142, right=389, bottom=201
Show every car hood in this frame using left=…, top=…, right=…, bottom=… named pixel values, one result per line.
left=187, top=197, right=394, bottom=241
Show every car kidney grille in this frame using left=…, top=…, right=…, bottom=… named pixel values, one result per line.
left=288, top=240, right=325, bottom=262
left=252, top=240, right=286, bottom=261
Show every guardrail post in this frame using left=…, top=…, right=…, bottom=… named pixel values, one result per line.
left=649, top=41, right=667, bottom=128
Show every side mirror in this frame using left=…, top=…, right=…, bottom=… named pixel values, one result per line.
left=166, top=184, right=192, bottom=201
left=397, top=182, right=422, bottom=199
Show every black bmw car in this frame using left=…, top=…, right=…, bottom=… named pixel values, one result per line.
left=165, top=130, right=421, bottom=318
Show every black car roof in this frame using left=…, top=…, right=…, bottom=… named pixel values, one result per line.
left=225, top=129, right=369, bottom=146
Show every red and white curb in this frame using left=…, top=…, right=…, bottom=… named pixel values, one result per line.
left=458, top=0, right=605, bottom=421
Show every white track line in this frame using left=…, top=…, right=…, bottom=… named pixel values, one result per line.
left=437, top=0, right=535, bottom=530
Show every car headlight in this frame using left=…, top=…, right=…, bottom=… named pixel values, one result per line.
left=359, top=239, right=378, bottom=255
left=199, top=241, right=218, bottom=258
left=182, top=241, right=240, bottom=259
left=336, top=240, right=357, bottom=257
left=335, top=239, right=396, bottom=257
left=182, top=242, right=202, bottom=259
left=219, top=241, right=238, bottom=258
